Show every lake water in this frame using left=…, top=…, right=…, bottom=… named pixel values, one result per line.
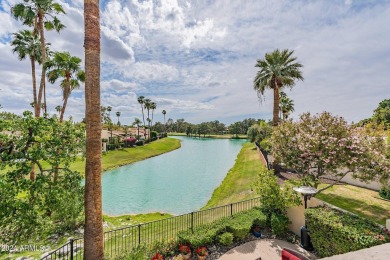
left=102, top=136, right=246, bottom=215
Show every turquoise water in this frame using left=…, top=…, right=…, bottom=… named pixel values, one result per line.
left=102, top=136, right=246, bottom=215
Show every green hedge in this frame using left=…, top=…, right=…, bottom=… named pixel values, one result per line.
left=177, top=208, right=266, bottom=248
left=305, top=206, right=390, bottom=258
left=271, top=213, right=290, bottom=237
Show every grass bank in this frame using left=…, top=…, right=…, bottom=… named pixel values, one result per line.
left=69, top=137, right=181, bottom=175
left=316, top=184, right=390, bottom=225
left=202, top=142, right=262, bottom=209
left=168, top=132, right=247, bottom=139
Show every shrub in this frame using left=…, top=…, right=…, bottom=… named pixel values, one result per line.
left=305, top=206, right=390, bottom=258
left=177, top=224, right=224, bottom=248
left=379, top=186, right=390, bottom=200
left=224, top=208, right=266, bottom=240
left=151, top=131, right=158, bottom=138
left=270, top=213, right=290, bottom=237
left=136, top=140, right=144, bottom=146
left=102, top=138, right=108, bottom=142
left=218, top=232, right=234, bottom=246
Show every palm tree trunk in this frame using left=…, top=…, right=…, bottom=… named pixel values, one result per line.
left=141, top=105, right=145, bottom=127
left=37, top=11, right=46, bottom=117
left=84, top=0, right=104, bottom=259
left=30, top=57, right=38, bottom=117
left=151, top=110, right=154, bottom=130
left=273, top=78, right=280, bottom=126
left=60, top=85, right=70, bottom=123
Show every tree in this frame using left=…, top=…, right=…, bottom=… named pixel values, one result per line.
left=100, top=106, right=112, bottom=125
left=253, top=49, right=303, bottom=126
left=133, top=117, right=142, bottom=138
left=372, top=99, right=390, bottom=129
left=162, top=110, right=166, bottom=133
left=84, top=0, right=104, bottom=257
left=0, top=112, right=85, bottom=243
left=138, top=96, right=146, bottom=127
left=12, top=0, right=65, bottom=116
left=116, top=111, right=121, bottom=126
left=144, top=98, right=152, bottom=132
left=45, top=51, right=85, bottom=122
left=150, top=102, right=157, bottom=130
left=11, top=30, right=43, bottom=117
left=279, top=91, right=295, bottom=120
left=271, top=112, right=390, bottom=192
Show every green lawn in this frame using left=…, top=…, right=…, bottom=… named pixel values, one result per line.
left=202, top=142, right=262, bottom=209
left=316, top=183, right=390, bottom=225
left=168, top=132, right=248, bottom=139
left=69, top=137, right=181, bottom=175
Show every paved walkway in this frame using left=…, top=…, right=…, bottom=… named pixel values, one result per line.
left=321, top=243, right=390, bottom=260
left=219, top=239, right=316, bottom=260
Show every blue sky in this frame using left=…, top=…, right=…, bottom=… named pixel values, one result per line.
left=0, top=0, right=389, bottom=125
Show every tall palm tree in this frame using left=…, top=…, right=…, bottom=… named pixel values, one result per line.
left=12, top=0, right=65, bottom=117
left=162, top=110, right=166, bottom=133
left=11, top=30, right=42, bottom=117
left=84, top=0, right=104, bottom=258
left=137, top=96, right=146, bottom=127
left=253, top=49, right=303, bottom=126
left=44, top=52, right=85, bottom=122
left=144, top=98, right=152, bottom=132
left=133, top=117, right=142, bottom=138
left=279, top=92, right=295, bottom=120
left=116, top=111, right=121, bottom=126
left=150, top=101, right=156, bottom=130
left=55, top=105, right=62, bottom=117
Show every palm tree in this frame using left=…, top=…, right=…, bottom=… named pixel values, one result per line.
left=144, top=98, right=152, bottom=132
left=84, top=0, right=104, bottom=258
left=55, top=105, right=62, bottom=117
left=133, top=117, right=142, bottom=139
left=44, top=52, right=85, bottom=122
left=11, top=30, right=42, bottom=117
left=12, top=0, right=65, bottom=117
left=279, top=92, right=295, bottom=120
left=150, top=102, right=157, bottom=130
left=253, top=49, right=303, bottom=126
left=162, top=110, right=166, bottom=133
left=137, top=96, right=146, bottom=127
left=116, top=111, right=121, bottom=126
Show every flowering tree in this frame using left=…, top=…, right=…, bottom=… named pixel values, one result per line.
left=271, top=112, right=390, bottom=192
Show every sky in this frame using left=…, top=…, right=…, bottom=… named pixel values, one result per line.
left=0, top=0, right=389, bottom=125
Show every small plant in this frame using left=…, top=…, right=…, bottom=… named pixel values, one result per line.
left=218, top=232, right=234, bottom=246
left=179, top=244, right=191, bottom=254
left=151, top=252, right=164, bottom=260
left=379, top=186, right=390, bottom=200
left=196, top=246, right=208, bottom=257
left=271, top=213, right=290, bottom=237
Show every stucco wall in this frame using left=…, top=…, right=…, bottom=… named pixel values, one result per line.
left=323, top=172, right=382, bottom=191
left=287, top=197, right=324, bottom=236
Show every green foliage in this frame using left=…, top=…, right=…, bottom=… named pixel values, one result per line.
left=379, top=186, right=390, bottom=200
left=270, top=213, right=290, bottom=237
left=218, top=232, right=234, bottom=246
left=151, top=131, right=158, bottom=138
left=178, top=208, right=266, bottom=247
left=247, top=121, right=272, bottom=144
left=0, top=112, right=85, bottom=243
left=305, top=206, right=390, bottom=258
left=136, top=140, right=145, bottom=146
left=372, top=99, right=390, bottom=129
left=111, top=244, right=148, bottom=260
left=252, top=166, right=301, bottom=222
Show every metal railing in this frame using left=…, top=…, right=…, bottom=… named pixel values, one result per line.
left=41, top=197, right=261, bottom=259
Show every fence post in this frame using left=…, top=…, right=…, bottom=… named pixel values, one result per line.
left=230, top=203, right=233, bottom=216
left=191, top=212, right=194, bottom=234
left=138, top=224, right=141, bottom=245
left=69, top=237, right=74, bottom=260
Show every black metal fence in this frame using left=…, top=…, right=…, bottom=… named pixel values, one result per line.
left=41, top=197, right=261, bottom=259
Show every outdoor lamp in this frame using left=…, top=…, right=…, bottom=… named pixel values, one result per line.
left=293, top=186, right=318, bottom=251
left=293, top=186, right=318, bottom=209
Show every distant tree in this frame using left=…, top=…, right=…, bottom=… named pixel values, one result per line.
left=254, top=49, right=303, bottom=126
left=133, top=117, right=142, bottom=138
left=166, top=118, right=174, bottom=132
left=44, top=52, right=85, bottom=122
left=150, top=101, right=157, bottom=130
left=116, top=111, right=121, bottom=126
left=100, top=106, right=112, bottom=125
left=162, top=110, right=166, bottom=132
left=12, top=0, right=65, bottom=116
left=372, top=99, right=390, bottom=129
left=137, top=96, right=146, bottom=127
left=11, top=30, right=42, bottom=117
left=176, top=119, right=185, bottom=132
left=229, top=122, right=242, bottom=137
left=279, top=92, right=295, bottom=120
left=144, top=98, right=152, bottom=131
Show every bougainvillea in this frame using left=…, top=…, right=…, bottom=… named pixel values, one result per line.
left=271, top=112, right=390, bottom=191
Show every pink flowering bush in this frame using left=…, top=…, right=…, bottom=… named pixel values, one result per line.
left=271, top=112, right=389, bottom=191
